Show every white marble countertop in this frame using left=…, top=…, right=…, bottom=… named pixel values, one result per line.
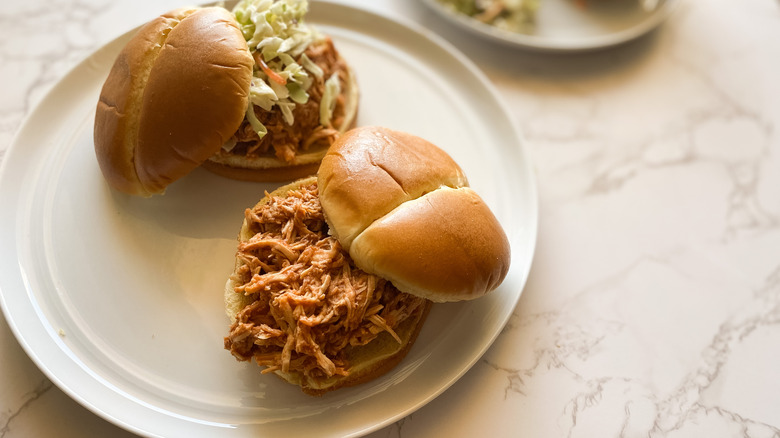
left=2, top=0, right=779, bottom=437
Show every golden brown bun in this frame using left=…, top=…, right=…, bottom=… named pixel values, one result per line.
left=203, top=62, right=360, bottom=182
left=318, top=126, right=510, bottom=302
left=94, top=7, right=253, bottom=196
left=351, top=187, right=511, bottom=302
left=318, top=127, right=468, bottom=250
left=224, top=177, right=431, bottom=395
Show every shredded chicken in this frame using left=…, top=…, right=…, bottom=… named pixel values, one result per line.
left=224, top=37, right=349, bottom=164
left=224, top=182, right=428, bottom=384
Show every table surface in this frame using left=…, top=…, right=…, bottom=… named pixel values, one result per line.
left=2, top=0, right=779, bottom=437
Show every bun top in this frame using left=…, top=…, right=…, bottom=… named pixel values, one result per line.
left=318, top=126, right=511, bottom=302
left=318, top=127, right=469, bottom=249
left=94, top=7, right=253, bottom=196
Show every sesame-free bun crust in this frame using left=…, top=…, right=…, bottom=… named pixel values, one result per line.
left=351, top=186, right=510, bottom=302
left=317, top=127, right=468, bottom=250
left=318, top=126, right=511, bottom=302
left=224, top=177, right=431, bottom=395
left=94, top=7, right=253, bottom=196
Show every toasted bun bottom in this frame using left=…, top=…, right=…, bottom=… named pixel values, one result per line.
left=276, top=301, right=430, bottom=395
left=224, top=177, right=431, bottom=395
left=201, top=157, right=322, bottom=182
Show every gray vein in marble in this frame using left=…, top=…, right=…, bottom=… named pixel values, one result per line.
left=668, top=51, right=778, bottom=242
left=617, top=400, right=637, bottom=438
left=561, top=376, right=610, bottom=437
left=0, top=0, right=110, bottom=152
left=650, top=264, right=780, bottom=435
left=533, top=8, right=780, bottom=241
left=0, top=379, right=53, bottom=438
left=695, top=404, right=780, bottom=438
left=485, top=295, right=625, bottom=395
left=481, top=360, right=526, bottom=399
left=371, top=414, right=414, bottom=438
left=481, top=255, right=780, bottom=436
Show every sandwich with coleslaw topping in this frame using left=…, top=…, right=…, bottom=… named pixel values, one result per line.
left=93, top=0, right=358, bottom=197
left=203, top=0, right=359, bottom=182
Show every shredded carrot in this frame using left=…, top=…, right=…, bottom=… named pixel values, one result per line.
left=253, top=52, right=287, bottom=85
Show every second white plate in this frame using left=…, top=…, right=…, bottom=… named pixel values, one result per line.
left=423, top=0, right=678, bottom=52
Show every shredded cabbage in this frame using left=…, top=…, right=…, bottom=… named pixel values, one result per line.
left=438, top=0, right=539, bottom=32
left=299, top=53, right=324, bottom=80
left=245, top=103, right=268, bottom=139
left=233, top=0, right=324, bottom=139
left=319, top=72, right=341, bottom=127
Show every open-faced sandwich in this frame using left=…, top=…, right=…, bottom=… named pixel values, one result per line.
left=223, top=126, right=511, bottom=395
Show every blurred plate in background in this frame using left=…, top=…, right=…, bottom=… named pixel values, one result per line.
left=422, top=0, right=678, bottom=52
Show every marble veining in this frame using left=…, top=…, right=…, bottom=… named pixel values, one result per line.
left=1, top=380, right=53, bottom=437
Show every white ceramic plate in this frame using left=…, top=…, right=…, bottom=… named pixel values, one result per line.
left=422, top=0, right=678, bottom=52
left=0, top=2, right=537, bottom=437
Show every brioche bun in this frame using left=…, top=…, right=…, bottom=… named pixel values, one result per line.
left=317, top=127, right=469, bottom=249
left=94, top=7, right=253, bottom=197
left=94, top=4, right=359, bottom=195
left=224, top=177, right=431, bottom=395
left=318, top=126, right=511, bottom=302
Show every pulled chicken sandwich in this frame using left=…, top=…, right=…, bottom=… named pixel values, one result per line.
left=223, top=126, right=511, bottom=395
left=224, top=178, right=430, bottom=394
